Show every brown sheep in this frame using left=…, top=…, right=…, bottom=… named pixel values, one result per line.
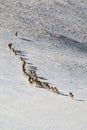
left=53, top=87, right=59, bottom=93
left=11, top=48, right=17, bottom=55
left=69, top=92, right=74, bottom=98
left=8, top=43, right=12, bottom=50
left=50, top=87, right=54, bottom=92
left=43, top=83, right=50, bottom=90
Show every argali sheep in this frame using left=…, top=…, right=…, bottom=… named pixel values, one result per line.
left=33, top=71, right=37, bottom=76
left=22, top=61, right=26, bottom=71
left=33, top=71, right=38, bottom=80
left=24, top=71, right=30, bottom=78
left=22, top=64, right=26, bottom=73
left=43, top=83, right=50, bottom=90
left=35, top=80, right=43, bottom=88
left=22, top=68, right=26, bottom=74
left=8, top=43, right=12, bottom=50
left=20, top=57, right=24, bottom=62
left=69, top=92, right=74, bottom=98
left=29, top=70, right=33, bottom=75
left=53, top=87, right=59, bottom=93
left=50, top=87, right=54, bottom=92
left=11, top=48, right=17, bottom=55
left=28, top=76, right=34, bottom=84
left=22, top=60, right=26, bottom=66
left=15, top=31, right=18, bottom=37
left=29, top=70, right=38, bottom=80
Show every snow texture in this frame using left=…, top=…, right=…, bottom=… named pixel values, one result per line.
left=0, top=0, right=87, bottom=130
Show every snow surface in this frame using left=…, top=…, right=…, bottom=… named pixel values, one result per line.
left=0, top=0, right=87, bottom=130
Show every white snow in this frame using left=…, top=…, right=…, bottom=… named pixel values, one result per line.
left=0, top=0, right=87, bottom=130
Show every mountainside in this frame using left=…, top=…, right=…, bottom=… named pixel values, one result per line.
left=0, top=0, right=87, bottom=130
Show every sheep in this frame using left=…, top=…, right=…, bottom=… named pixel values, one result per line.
left=53, top=87, right=59, bottom=93
left=50, top=87, right=54, bottom=92
left=24, top=71, right=30, bottom=78
left=35, top=80, right=43, bottom=88
left=69, top=92, right=74, bottom=98
left=43, top=83, right=50, bottom=90
left=15, top=31, right=18, bottom=37
left=20, top=57, right=24, bottom=62
left=28, top=76, right=33, bottom=84
left=11, top=48, right=17, bottom=55
left=8, top=43, right=12, bottom=50
left=22, top=67, right=26, bottom=74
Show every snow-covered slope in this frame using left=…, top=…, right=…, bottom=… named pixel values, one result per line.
left=0, top=0, right=87, bottom=130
